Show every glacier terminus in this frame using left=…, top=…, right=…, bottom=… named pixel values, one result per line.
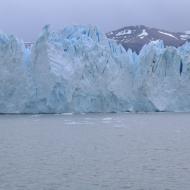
left=0, top=25, right=190, bottom=113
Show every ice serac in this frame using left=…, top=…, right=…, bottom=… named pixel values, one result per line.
left=0, top=32, right=33, bottom=113
left=137, top=40, right=190, bottom=112
left=30, top=25, right=137, bottom=113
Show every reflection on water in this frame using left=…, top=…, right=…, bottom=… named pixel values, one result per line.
left=0, top=113, right=190, bottom=190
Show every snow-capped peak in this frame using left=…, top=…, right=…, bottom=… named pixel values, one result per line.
left=107, top=25, right=190, bottom=53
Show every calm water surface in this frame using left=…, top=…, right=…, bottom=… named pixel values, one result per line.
left=0, top=113, right=190, bottom=190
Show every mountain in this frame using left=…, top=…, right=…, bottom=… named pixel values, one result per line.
left=106, top=25, right=190, bottom=53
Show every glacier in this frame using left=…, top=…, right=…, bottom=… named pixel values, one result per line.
left=0, top=25, right=190, bottom=113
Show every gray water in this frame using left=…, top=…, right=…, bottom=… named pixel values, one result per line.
left=0, top=113, right=190, bottom=190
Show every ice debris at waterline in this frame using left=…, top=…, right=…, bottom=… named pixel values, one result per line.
left=0, top=25, right=190, bottom=113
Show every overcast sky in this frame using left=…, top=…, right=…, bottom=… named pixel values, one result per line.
left=0, top=0, right=190, bottom=41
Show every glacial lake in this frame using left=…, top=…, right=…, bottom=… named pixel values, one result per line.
left=0, top=113, right=190, bottom=190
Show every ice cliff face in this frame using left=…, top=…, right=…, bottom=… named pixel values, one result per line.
left=30, top=25, right=136, bottom=113
left=137, top=41, right=190, bottom=112
left=0, top=25, right=190, bottom=113
left=0, top=32, right=34, bottom=113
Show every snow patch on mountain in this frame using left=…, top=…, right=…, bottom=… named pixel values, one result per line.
left=138, top=29, right=148, bottom=39
left=180, top=34, right=190, bottom=40
left=116, top=29, right=132, bottom=36
left=158, top=31, right=178, bottom=39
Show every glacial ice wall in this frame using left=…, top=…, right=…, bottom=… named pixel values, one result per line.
left=0, top=25, right=190, bottom=113
left=30, top=25, right=137, bottom=113
left=137, top=41, right=190, bottom=112
left=0, top=32, right=34, bottom=113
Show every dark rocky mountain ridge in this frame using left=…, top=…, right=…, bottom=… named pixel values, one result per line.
left=106, top=25, right=190, bottom=53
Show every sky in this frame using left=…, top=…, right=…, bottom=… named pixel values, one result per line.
left=0, top=0, right=190, bottom=41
